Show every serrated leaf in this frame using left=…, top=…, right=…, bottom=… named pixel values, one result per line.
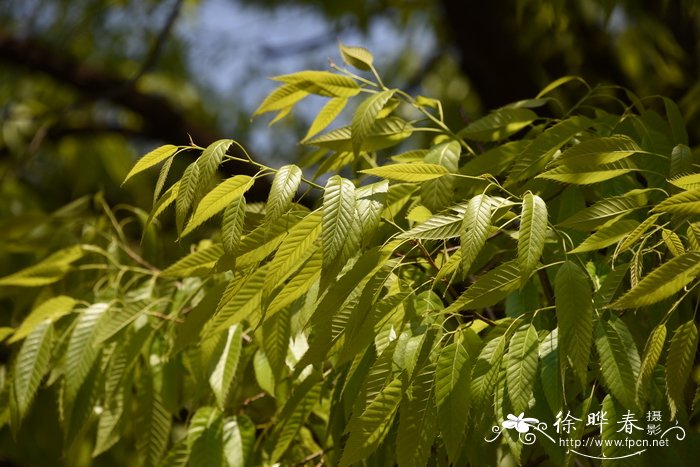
left=182, top=176, right=253, bottom=237
left=666, top=320, right=697, bottom=419
left=266, top=165, right=302, bottom=224
left=506, top=324, right=539, bottom=414
left=559, top=190, right=648, bottom=231
left=176, top=162, right=201, bottom=232
left=554, top=135, right=641, bottom=167
left=356, top=180, right=388, bottom=246
left=361, top=163, right=448, bottom=182
left=12, top=319, right=53, bottom=422
left=610, top=251, right=700, bottom=309
left=339, top=43, right=374, bottom=70
left=444, top=260, right=520, bottom=314
left=340, top=377, right=403, bottom=467
left=636, top=324, right=666, bottom=405
left=64, top=303, right=109, bottom=413
left=461, top=194, right=492, bottom=273
left=161, top=243, right=224, bottom=278
left=518, top=192, right=547, bottom=284
left=304, top=97, right=348, bottom=140
left=538, top=159, right=636, bottom=185
left=435, top=340, right=471, bottom=462
left=209, top=324, right=242, bottom=409
left=123, top=145, right=178, bottom=184
left=616, top=213, right=661, bottom=254
left=9, top=295, right=76, bottom=343
left=669, top=173, right=700, bottom=191
left=459, top=108, right=537, bottom=142
left=266, top=210, right=321, bottom=290
left=273, top=70, right=360, bottom=97
left=188, top=407, right=224, bottom=467
left=136, top=373, right=172, bottom=467
left=654, top=188, right=700, bottom=215
left=662, top=229, right=685, bottom=257
left=471, top=336, right=507, bottom=411
left=669, top=144, right=693, bottom=178
left=352, top=90, right=396, bottom=155
left=148, top=181, right=179, bottom=227
left=595, top=317, right=640, bottom=409
left=0, top=245, right=84, bottom=287
left=570, top=219, right=639, bottom=253
left=322, top=176, right=355, bottom=266
left=397, top=363, right=438, bottom=467
left=421, top=141, right=460, bottom=212
left=254, top=83, right=308, bottom=115
left=222, top=196, right=246, bottom=255
left=397, top=213, right=462, bottom=240
left=267, top=250, right=321, bottom=317
left=223, top=416, right=255, bottom=467
left=271, top=374, right=322, bottom=462
left=305, top=117, right=413, bottom=152
left=555, top=261, right=593, bottom=386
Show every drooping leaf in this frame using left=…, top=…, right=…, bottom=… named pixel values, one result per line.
left=266, top=250, right=322, bottom=317
left=666, top=321, right=698, bottom=419
left=610, top=251, right=700, bottom=309
left=460, top=194, right=492, bottom=274
left=254, top=83, right=309, bottom=115
left=223, top=415, right=255, bottom=467
left=209, top=324, right=243, bottom=409
left=662, top=228, right=685, bottom=257
left=518, top=192, right=547, bottom=284
left=136, top=371, right=172, bottom=467
left=397, top=363, right=438, bottom=467
left=0, top=245, right=84, bottom=287
left=506, top=324, right=539, bottom=414
left=339, top=43, right=374, bottom=70
left=188, top=407, right=224, bottom=467
left=182, top=176, right=253, bottom=237
left=555, top=261, right=593, bottom=386
left=435, top=339, right=472, bottom=462
left=266, top=165, right=302, bottom=224
left=266, top=210, right=322, bottom=290
left=222, top=196, right=246, bottom=255
left=322, top=176, right=355, bottom=266
left=594, top=317, right=640, bottom=409
left=356, top=180, right=388, bottom=246
left=636, top=324, right=666, bottom=405
left=175, top=161, right=201, bottom=232
left=12, top=319, right=53, bottom=422
left=471, top=335, right=507, bottom=411
left=123, top=145, right=178, bottom=184
left=459, top=108, right=537, bottom=142
left=421, top=141, right=460, bottom=212
left=361, top=163, right=448, bottom=182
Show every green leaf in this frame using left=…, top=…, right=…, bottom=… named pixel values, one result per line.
left=461, top=194, right=492, bottom=273
left=443, top=260, right=520, bottom=314
left=518, top=192, right=547, bottom=284
left=421, top=141, right=460, bottom=212
left=182, top=176, right=253, bottom=237
left=196, top=139, right=232, bottom=187
left=610, top=251, right=700, bottom=309
left=188, top=407, right=224, bottom=467
left=339, top=43, right=374, bottom=70
left=553, top=135, right=641, bottom=167
left=397, top=213, right=462, bottom=240
left=304, top=97, right=348, bottom=140
left=459, top=108, right=537, bottom=142
left=595, top=317, right=640, bottom=409
left=555, top=261, right=593, bottom=386
left=12, top=319, right=53, bottom=422
left=322, top=176, right=355, bottom=266
left=175, top=161, right=201, bottom=232
left=669, top=173, right=700, bottom=191
left=267, top=250, right=322, bottom=317
left=663, top=97, right=688, bottom=146
left=352, top=90, right=396, bottom=155
left=160, top=243, right=224, bottom=278
left=538, top=159, right=636, bottom=185
left=662, top=228, right=685, bottom=257
left=209, top=324, right=243, bottom=409
left=305, top=117, right=413, bottom=152
left=666, top=320, right=697, bottom=419
left=148, top=181, right=179, bottom=226
left=669, top=144, right=693, bottom=178
left=636, top=324, right=666, bottom=405
left=615, top=213, right=661, bottom=255
left=136, top=372, right=172, bottom=467
left=223, top=416, right=255, bottom=467
left=435, top=339, right=472, bottom=462
left=559, top=190, right=648, bottom=231
left=273, top=70, right=361, bottom=97
left=9, top=295, right=76, bottom=343
left=222, top=196, right=246, bottom=255
left=570, top=219, right=639, bottom=253
left=266, top=165, right=302, bottom=224
left=64, top=303, right=109, bottom=413
left=0, top=245, right=84, bottom=287
left=471, top=336, right=507, bottom=411
left=255, top=83, right=308, bottom=115
left=266, top=210, right=321, bottom=290
left=356, top=180, right=388, bottom=246
left=123, top=145, right=178, bottom=184
left=506, top=324, right=539, bottom=414
left=340, top=377, right=403, bottom=467
left=361, top=163, right=448, bottom=182
left=654, top=188, right=700, bottom=215
left=397, top=363, right=438, bottom=467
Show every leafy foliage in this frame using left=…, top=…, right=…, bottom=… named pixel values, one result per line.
left=1, top=43, right=699, bottom=466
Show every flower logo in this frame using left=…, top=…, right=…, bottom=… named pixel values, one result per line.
left=502, top=413, right=540, bottom=433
